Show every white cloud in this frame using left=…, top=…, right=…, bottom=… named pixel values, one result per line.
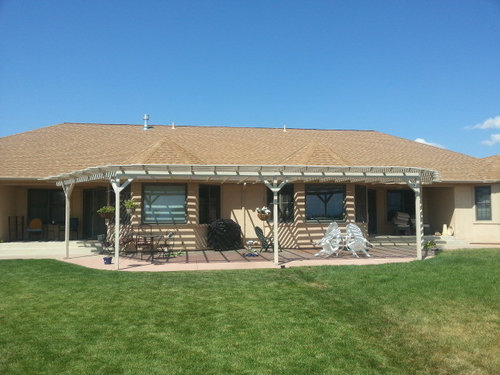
left=481, top=134, right=500, bottom=146
left=414, top=138, right=444, bottom=148
left=471, top=116, right=500, bottom=130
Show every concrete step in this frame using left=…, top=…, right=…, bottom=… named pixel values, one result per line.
left=0, top=240, right=102, bottom=259
left=0, top=240, right=102, bottom=251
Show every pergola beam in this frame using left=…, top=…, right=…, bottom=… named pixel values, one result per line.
left=110, top=177, right=133, bottom=270
left=406, top=176, right=424, bottom=260
left=61, top=182, right=74, bottom=259
left=45, top=164, right=440, bottom=186
left=263, top=178, right=289, bottom=266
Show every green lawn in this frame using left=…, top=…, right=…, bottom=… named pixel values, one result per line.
left=0, top=250, right=498, bottom=375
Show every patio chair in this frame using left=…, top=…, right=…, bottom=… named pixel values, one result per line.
left=392, top=212, right=410, bottom=235
left=156, top=231, right=175, bottom=258
left=97, top=233, right=113, bottom=255
left=119, top=224, right=137, bottom=256
left=344, top=223, right=372, bottom=258
left=26, top=218, right=43, bottom=240
left=98, top=225, right=136, bottom=256
left=132, top=224, right=153, bottom=255
left=313, top=222, right=343, bottom=257
left=254, top=226, right=275, bottom=252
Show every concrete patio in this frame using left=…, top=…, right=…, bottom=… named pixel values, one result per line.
left=0, top=240, right=424, bottom=271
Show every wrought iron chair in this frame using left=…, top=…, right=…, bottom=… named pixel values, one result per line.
left=254, top=226, right=277, bottom=252
left=156, top=231, right=175, bottom=258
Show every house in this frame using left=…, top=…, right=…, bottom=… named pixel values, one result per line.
left=0, top=123, right=498, bottom=266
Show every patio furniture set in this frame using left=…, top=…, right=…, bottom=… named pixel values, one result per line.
left=98, top=225, right=175, bottom=261
left=313, top=222, right=372, bottom=258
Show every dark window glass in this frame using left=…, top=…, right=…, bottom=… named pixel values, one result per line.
left=475, top=186, right=491, bottom=221
left=306, top=184, right=345, bottom=221
left=267, top=184, right=294, bottom=223
left=143, top=184, right=186, bottom=224
left=199, top=185, right=221, bottom=224
left=28, top=189, right=65, bottom=224
left=355, top=185, right=367, bottom=222
left=387, top=190, right=415, bottom=221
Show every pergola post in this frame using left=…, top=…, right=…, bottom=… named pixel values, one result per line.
left=263, top=179, right=288, bottom=266
left=110, top=177, right=133, bottom=270
left=62, top=183, right=74, bottom=259
left=406, top=176, right=423, bottom=260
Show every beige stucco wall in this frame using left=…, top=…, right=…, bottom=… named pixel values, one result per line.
left=0, top=185, right=18, bottom=241
left=0, top=183, right=88, bottom=241
left=128, top=181, right=358, bottom=251
left=423, top=187, right=455, bottom=235
left=1, top=180, right=498, bottom=246
left=453, top=183, right=500, bottom=244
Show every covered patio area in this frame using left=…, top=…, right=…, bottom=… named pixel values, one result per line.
left=43, top=164, right=440, bottom=270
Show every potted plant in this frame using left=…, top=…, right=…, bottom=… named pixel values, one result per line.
left=423, top=239, right=439, bottom=256
left=97, top=205, right=115, bottom=219
left=256, top=206, right=271, bottom=221
left=123, top=199, right=138, bottom=214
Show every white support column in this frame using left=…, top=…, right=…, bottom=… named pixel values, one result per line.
left=62, top=183, right=74, bottom=259
left=406, top=176, right=423, bottom=260
left=263, top=179, right=288, bottom=266
left=110, top=177, right=133, bottom=270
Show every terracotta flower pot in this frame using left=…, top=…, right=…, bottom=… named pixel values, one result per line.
left=258, top=213, right=270, bottom=221
left=99, top=212, right=114, bottom=219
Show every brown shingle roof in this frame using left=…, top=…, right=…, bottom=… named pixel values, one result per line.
left=0, top=122, right=497, bottom=182
left=482, top=154, right=500, bottom=180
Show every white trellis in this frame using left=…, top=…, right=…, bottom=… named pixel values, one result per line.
left=48, top=164, right=440, bottom=268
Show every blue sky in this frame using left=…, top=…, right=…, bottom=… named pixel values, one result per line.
left=1, top=0, right=499, bottom=157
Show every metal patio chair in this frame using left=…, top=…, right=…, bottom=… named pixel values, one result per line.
left=255, top=226, right=275, bottom=252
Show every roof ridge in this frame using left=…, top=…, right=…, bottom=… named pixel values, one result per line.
left=141, top=136, right=204, bottom=164
left=57, top=122, right=376, bottom=132
left=133, top=138, right=165, bottom=164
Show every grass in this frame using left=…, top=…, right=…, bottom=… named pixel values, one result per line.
left=0, top=249, right=498, bottom=375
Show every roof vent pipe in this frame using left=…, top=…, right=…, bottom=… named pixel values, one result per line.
left=171, top=122, right=175, bottom=129
left=143, top=114, right=150, bottom=130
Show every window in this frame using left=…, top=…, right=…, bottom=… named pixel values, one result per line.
left=143, top=184, right=186, bottom=224
left=28, top=189, right=65, bottom=224
left=355, top=185, right=367, bottom=222
left=267, top=184, right=294, bottom=223
left=387, top=190, right=414, bottom=221
left=306, top=184, right=345, bottom=221
left=475, top=186, right=491, bottom=221
left=199, top=185, right=220, bottom=224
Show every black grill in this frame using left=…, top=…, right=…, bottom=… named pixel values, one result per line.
left=207, top=219, right=243, bottom=250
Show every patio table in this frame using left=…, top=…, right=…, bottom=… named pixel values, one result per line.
left=137, top=233, right=162, bottom=261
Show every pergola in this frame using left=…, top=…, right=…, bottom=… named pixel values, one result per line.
left=43, top=164, right=440, bottom=270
